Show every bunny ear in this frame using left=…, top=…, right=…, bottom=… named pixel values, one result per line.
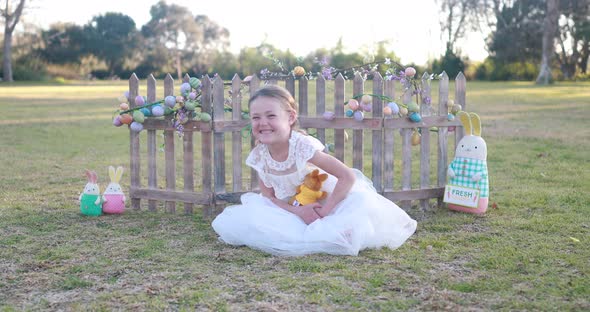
left=89, top=171, right=98, bottom=183
left=114, top=166, right=124, bottom=183
left=109, top=166, right=116, bottom=181
left=457, top=111, right=472, bottom=135
left=469, top=113, right=482, bottom=136
left=85, top=169, right=93, bottom=182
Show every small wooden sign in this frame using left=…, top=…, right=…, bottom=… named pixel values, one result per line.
left=444, top=184, right=480, bottom=208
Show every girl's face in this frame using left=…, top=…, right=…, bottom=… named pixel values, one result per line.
left=249, top=96, right=296, bottom=146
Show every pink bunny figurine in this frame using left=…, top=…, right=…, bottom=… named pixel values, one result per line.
left=102, top=166, right=126, bottom=214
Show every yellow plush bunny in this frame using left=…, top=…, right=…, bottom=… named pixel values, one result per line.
left=289, top=169, right=328, bottom=206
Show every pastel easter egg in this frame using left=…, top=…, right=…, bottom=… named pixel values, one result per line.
left=448, top=99, right=455, bottom=106
left=409, top=112, right=422, bottom=122
left=345, top=109, right=354, bottom=117
left=293, top=66, right=305, bottom=77
left=124, top=91, right=130, bottom=98
left=448, top=126, right=456, bottom=132
left=140, top=107, right=152, bottom=117
left=132, top=111, right=145, bottom=123
left=176, top=96, right=184, bottom=103
left=407, top=101, right=419, bottom=112
left=361, top=103, right=372, bottom=112
left=399, top=107, right=408, bottom=116
left=119, top=103, right=129, bottom=111
left=447, top=113, right=455, bottom=121
left=405, top=67, right=416, bottom=77
left=383, top=106, right=392, bottom=115
left=184, top=101, right=196, bottom=111
left=199, top=112, right=212, bottom=122
left=130, top=121, right=144, bottom=132
left=134, top=95, right=145, bottom=106
left=353, top=110, right=364, bottom=121
left=152, top=105, right=164, bottom=117
left=361, top=94, right=372, bottom=104
left=411, top=131, right=421, bottom=145
left=322, top=111, right=336, bottom=121
left=113, top=115, right=123, bottom=127
left=348, top=99, right=359, bottom=110
left=189, top=77, right=201, bottom=89
left=117, top=95, right=127, bottom=102
left=451, top=104, right=462, bottom=114
left=387, top=102, right=400, bottom=114
left=119, top=114, right=133, bottom=125
left=165, top=95, right=176, bottom=107
left=189, top=92, right=197, bottom=100
left=180, top=82, right=191, bottom=95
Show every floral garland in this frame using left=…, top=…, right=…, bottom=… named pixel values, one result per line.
left=111, top=58, right=463, bottom=149
left=112, top=77, right=211, bottom=137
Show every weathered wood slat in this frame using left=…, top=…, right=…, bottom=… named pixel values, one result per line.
left=383, top=116, right=461, bottom=129
left=146, top=74, right=158, bottom=211
left=455, top=72, right=467, bottom=147
left=212, top=75, right=226, bottom=216
left=400, top=89, right=413, bottom=210
left=128, top=73, right=141, bottom=210
left=383, top=80, right=396, bottom=191
left=382, top=187, right=445, bottom=201
left=316, top=75, right=326, bottom=145
left=299, top=77, right=308, bottom=118
left=352, top=74, right=364, bottom=170
left=201, top=77, right=213, bottom=217
left=248, top=75, right=260, bottom=190
left=420, top=72, right=432, bottom=210
left=142, top=118, right=212, bottom=131
left=371, top=72, right=384, bottom=192
left=130, top=187, right=212, bottom=204
left=163, top=74, right=176, bottom=213
left=231, top=75, right=243, bottom=192
left=437, top=72, right=450, bottom=207
left=183, top=73, right=195, bottom=214
left=334, top=74, right=346, bottom=162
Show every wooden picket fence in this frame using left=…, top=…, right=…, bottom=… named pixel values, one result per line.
left=126, top=72, right=466, bottom=217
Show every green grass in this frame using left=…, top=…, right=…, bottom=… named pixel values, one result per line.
left=1, top=79, right=589, bottom=310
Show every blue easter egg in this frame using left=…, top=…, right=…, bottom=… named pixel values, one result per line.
left=180, top=82, right=191, bottom=95
left=140, top=107, right=152, bottom=117
left=447, top=113, right=455, bottom=121
left=345, top=109, right=354, bottom=117
left=409, top=112, right=422, bottom=122
left=387, top=102, right=400, bottom=114
left=165, top=95, right=176, bottom=108
left=130, top=121, right=143, bottom=132
left=151, top=105, right=164, bottom=117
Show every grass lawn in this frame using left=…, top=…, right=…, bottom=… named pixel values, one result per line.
left=0, top=79, right=589, bottom=311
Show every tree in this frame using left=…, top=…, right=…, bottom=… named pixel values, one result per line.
left=86, top=12, right=138, bottom=76
left=39, top=23, right=87, bottom=64
left=555, top=0, right=590, bottom=78
left=1, top=0, right=26, bottom=82
left=536, top=0, right=559, bottom=84
left=141, top=1, right=229, bottom=79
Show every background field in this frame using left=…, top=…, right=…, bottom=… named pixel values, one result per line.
left=0, top=80, right=588, bottom=311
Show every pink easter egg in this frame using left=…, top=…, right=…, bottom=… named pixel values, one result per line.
left=113, top=115, right=123, bottom=127
left=348, top=99, right=359, bottom=110
left=323, top=111, right=336, bottom=121
left=405, top=67, right=416, bottom=77
left=119, top=103, right=129, bottom=111
left=134, top=95, right=145, bottom=106
left=383, top=106, right=392, bottom=115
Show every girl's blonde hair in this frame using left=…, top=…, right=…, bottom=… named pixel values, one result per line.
left=249, top=85, right=300, bottom=130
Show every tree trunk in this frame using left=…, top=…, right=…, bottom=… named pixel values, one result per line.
left=2, top=25, right=13, bottom=82
left=536, top=0, right=559, bottom=85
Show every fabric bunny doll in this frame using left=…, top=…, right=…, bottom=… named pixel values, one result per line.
left=102, top=166, right=126, bottom=214
left=446, top=112, right=489, bottom=214
left=79, top=170, right=105, bottom=216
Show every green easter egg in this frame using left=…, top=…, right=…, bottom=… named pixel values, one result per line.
left=189, top=77, right=201, bottom=89
left=407, top=102, right=419, bottom=112
left=132, top=111, right=145, bottom=123
left=199, top=112, right=212, bottom=122
left=184, top=101, right=196, bottom=111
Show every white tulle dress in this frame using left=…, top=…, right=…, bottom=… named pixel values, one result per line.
left=212, top=131, right=417, bottom=256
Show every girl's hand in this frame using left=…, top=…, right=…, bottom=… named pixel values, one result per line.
left=297, top=203, right=322, bottom=225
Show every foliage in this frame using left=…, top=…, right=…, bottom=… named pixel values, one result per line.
left=474, top=57, right=538, bottom=81
left=39, top=23, right=88, bottom=64
left=431, top=48, right=466, bottom=80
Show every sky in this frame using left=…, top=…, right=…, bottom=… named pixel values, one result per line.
left=26, top=0, right=489, bottom=66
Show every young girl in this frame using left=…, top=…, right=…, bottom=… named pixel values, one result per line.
left=212, top=85, right=417, bottom=256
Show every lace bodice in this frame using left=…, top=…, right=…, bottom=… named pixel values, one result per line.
left=246, top=131, right=326, bottom=200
